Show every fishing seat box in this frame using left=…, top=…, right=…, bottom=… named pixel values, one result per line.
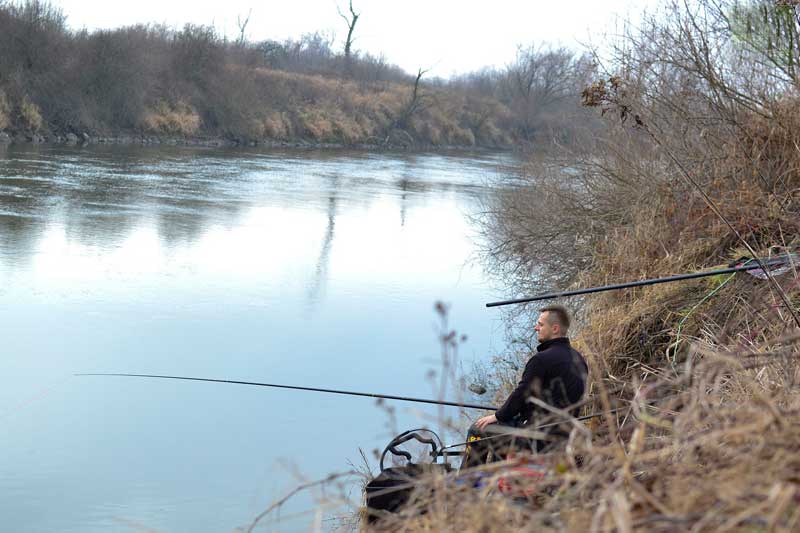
left=364, top=463, right=450, bottom=524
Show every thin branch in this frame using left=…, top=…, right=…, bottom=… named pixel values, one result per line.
left=246, top=471, right=357, bottom=532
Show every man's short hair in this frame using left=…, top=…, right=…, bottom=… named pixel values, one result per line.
left=540, top=305, right=571, bottom=332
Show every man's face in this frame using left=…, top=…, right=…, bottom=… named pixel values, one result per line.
left=534, top=311, right=559, bottom=342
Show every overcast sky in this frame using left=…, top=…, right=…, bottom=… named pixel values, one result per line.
left=50, top=0, right=661, bottom=77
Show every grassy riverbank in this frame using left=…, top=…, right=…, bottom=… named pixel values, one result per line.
left=0, top=66, right=516, bottom=149
left=0, top=1, right=595, bottom=149
left=359, top=1, right=800, bottom=530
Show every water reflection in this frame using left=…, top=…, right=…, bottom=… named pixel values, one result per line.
left=0, top=145, right=500, bottom=279
left=0, top=214, right=46, bottom=270
left=0, top=146, right=256, bottom=262
left=0, top=144, right=515, bottom=532
left=308, top=195, right=338, bottom=306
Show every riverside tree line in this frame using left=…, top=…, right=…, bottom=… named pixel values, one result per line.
left=0, top=0, right=597, bottom=147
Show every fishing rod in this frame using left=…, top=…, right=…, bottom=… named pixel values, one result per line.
left=75, top=373, right=498, bottom=411
left=486, top=254, right=796, bottom=308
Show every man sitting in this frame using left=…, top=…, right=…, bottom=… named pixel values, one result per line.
left=462, top=305, right=588, bottom=467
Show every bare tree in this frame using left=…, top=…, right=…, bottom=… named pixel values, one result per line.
left=236, top=9, right=252, bottom=47
left=724, top=1, right=800, bottom=87
left=404, top=67, right=429, bottom=120
left=501, top=44, right=592, bottom=141
left=383, top=67, right=429, bottom=145
left=337, top=0, right=360, bottom=73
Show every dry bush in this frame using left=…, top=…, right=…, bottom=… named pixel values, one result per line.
left=296, top=108, right=336, bottom=141
left=480, top=0, right=800, bottom=347
left=349, top=90, right=403, bottom=133
left=572, top=98, right=800, bottom=382
left=236, top=68, right=517, bottom=146
left=411, top=105, right=476, bottom=147
left=464, top=2, right=800, bottom=529
left=498, top=44, right=596, bottom=143
left=18, top=95, right=43, bottom=132
left=458, top=96, right=516, bottom=147
left=256, top=31, right=409, bottom=84
left=141, top=101, right=201, bottom=136
left=368, top=335, right=800, bottom=532
left=0, top=3, right=518, bottom=145
left=0, top=90, right=10, bottom=130
left=71, top=27, right=157, bottom=130
left=324, top=107, right=367, bottom=144
left=262, top=111, right=292, bottom=140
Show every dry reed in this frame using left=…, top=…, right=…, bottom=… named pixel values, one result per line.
left=361, top=332, right=800, bottom=532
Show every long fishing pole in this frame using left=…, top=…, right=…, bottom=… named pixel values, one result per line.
left=75, top=373, right=498, bottom=411
left=486, top=255, right=795, bottom=308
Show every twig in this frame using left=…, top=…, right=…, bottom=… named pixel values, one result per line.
left=246, top=471, right=356, bottom=532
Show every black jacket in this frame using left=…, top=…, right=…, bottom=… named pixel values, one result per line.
left=494, top=337, right=588, bottom=425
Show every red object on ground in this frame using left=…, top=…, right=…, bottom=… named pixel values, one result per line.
left=496, top=456, right=550, bottom=498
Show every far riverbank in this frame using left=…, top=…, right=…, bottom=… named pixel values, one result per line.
left=0, top=130, right=520, bottom=153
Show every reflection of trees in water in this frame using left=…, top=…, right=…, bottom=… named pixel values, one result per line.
left=0, top=146, right=250, bottom=268
left=398, top=178, right=409, bottom=227
left=396, top=168, right=458, bottom=228
left=0, top=155, right=65, bottom=269
left=0, top=214, right=47, bottom=269
left=0, top=144, right=495, bottom=277
left=153, top=198, right=243, bottom=249
left=304, top=169, right=468, bottom=306
left=307, top=193, right=337, bottom=306
left=396, top=177, right=433, bottom=228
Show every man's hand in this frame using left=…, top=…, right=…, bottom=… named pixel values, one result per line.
left=475, top=413, right=497, bottom=431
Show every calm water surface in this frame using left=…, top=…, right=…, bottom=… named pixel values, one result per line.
left=0, top=144, right=517, bottom=532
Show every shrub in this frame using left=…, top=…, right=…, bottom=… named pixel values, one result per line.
left=262, top=112, right=288, bottom=139
left=141, top=101, right=200, bottom=135
left=458, top=3, right=800, bottom=529
left=0, top=90, right=10, bottom=129
left=0, top=1, right=521, bottom=145
left=296, top=108, right=335, bottom=140
left=478, top=0, right=800, bottom=403
left=19, top=95, right=43, bottom=131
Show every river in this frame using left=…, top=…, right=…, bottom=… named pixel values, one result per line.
left=0, top=144, right=517, bottom=532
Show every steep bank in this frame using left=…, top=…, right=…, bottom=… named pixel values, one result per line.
left=0, top=68, right=517, bottom=149
left=0, top=4, right=518, bottom=149
left=365, top=1, right=800, bottom=530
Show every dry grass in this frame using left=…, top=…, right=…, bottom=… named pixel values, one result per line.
left=141, top=100, right=201, bottom=136
left=362, top=333, right=800, bottom=532
left=244, top=68, right=513, bottom=147
left=0, top=3, right=524, bottom=146
left=572, top=90, right=800, bottom=384
left=354, top=203, right=798, bottom=532
left=0, top=90, right=10, bottom=130
left=418, top=2, right=800, bottom=530
left=18, top=95, right=43, bottom=132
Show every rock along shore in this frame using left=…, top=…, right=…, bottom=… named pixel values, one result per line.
left=0, top=130, right=513, bottom=153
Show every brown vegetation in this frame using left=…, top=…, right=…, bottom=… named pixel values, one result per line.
left=365, top=338, right=800, bottom=531
left=0, top=1, right=592, bottom=148
left=141, top=101, right=201, bottom=136
left=0, top=89, right=11, bottom=130
left=357, top=0, right=800, bottom=530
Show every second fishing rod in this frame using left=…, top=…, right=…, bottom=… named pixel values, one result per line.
left=486, top=254, right=796, bottom=307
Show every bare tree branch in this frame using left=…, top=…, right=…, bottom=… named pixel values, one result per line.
left=236, top=9, right=252, bottom=47
left=337, top=0, right=360, bottom=73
